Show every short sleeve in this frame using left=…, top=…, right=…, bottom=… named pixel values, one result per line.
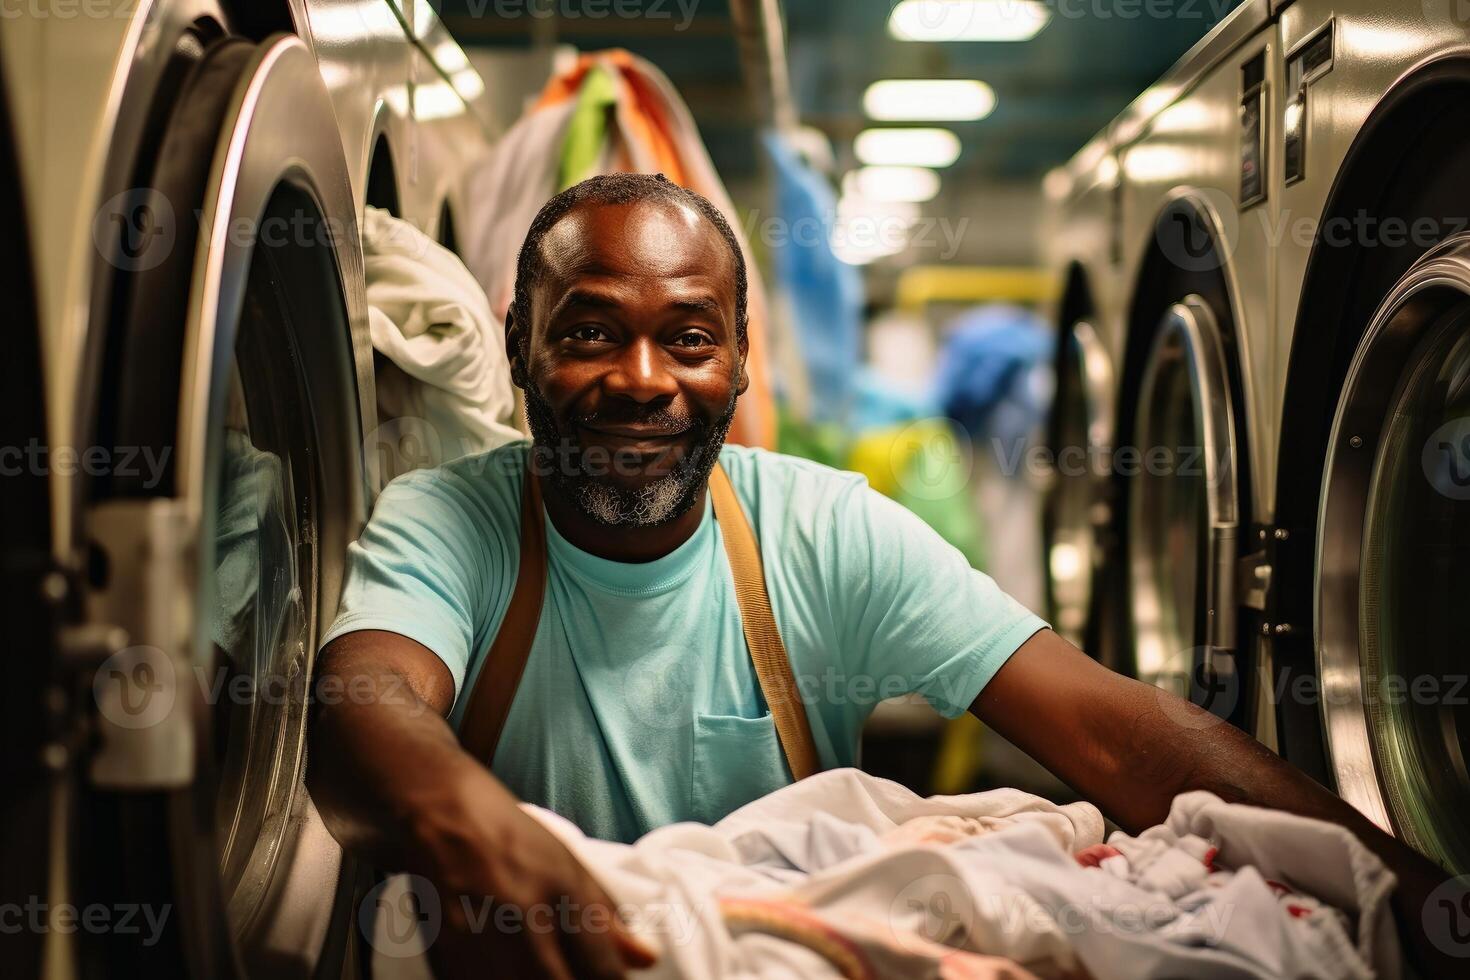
left=829, top=481, right=1048, bottom=719
left=320, top=468, right=500, bottom=697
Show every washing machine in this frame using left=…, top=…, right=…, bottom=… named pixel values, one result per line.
left=1043, top=0, right=1470, bottom=876
left=0, top=2, right=494, bottom=975
left=1039, top=136, right=1119, bottom=661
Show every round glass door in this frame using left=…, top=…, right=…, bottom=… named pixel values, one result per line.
left=1320, top=243, right=1470, bottom=873
left=1128, top=298, right=1238, bottom=700
left=210, top=182, right=333, bottom=932
left=1362, top=312, right=1470, bottom=871
left=82, top=34, right=370, bottom=976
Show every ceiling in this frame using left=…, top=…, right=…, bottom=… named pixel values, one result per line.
left=441, top=0, right=1242, bottom=185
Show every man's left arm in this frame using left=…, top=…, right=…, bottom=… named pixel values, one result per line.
left=969, top=627, right=1458, bottom=976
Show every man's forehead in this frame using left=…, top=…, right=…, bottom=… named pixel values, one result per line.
left=538, top=197, right=734, bottom=286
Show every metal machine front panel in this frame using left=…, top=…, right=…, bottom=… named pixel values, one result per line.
left=1273, top=0, right=1470, bottom=496
left=1114, top=27, right=1277, bottom=529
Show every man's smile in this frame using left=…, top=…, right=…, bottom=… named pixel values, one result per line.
left=576, top=421, right=694, bottom=455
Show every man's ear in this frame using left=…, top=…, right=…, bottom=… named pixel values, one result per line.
left=505, top=305, right=528, bottom=389
left=736, top=324, right=750, bottom=396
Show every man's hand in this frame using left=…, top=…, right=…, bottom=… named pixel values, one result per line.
left=971, top=628, right=1460, bottom=977
left=309, top=630, right=655, bottom=979
left=412, top=764, right=656, bottom=980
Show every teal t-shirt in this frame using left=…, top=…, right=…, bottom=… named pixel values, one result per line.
left=323, top=441, right=1046, bottom=843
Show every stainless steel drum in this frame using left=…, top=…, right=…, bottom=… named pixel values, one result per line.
left=1318, top=234, right=1470, bottom=873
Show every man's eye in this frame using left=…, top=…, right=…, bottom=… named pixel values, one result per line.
left=569, top=325, right=610, bottom=343
left=673, top=331, right=713, bottom=349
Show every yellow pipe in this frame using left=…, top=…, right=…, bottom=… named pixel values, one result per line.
left=895, top=265, right=1058, bottom=310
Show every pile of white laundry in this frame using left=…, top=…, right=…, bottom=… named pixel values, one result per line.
left=361, top=206, right=522, bottom=485
left=522, top=769, right=1401, bottom=980
left=365, top=769, right=1401, bottom=978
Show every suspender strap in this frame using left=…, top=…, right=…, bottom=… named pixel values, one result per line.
left=705, top=464, right=820, bottom=780
left=458, top=465, right=547, bottom=767
left=458, top=460, right=821, bottom=782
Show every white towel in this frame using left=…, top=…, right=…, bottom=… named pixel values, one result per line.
left=361, top=206, right=521, bottom=485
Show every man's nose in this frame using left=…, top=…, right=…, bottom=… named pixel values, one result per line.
left=601, top=337, right=679, bottom=403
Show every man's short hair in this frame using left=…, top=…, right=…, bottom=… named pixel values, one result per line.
left=510, top=173, right=749, bottom=355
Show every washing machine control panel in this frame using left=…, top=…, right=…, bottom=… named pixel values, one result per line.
left=1239, top=52, right=1268, bottom=208
left=1284, top=21, right=1334, bottom=186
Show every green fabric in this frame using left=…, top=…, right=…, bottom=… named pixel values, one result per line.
left=558, top=65, right=619, bottom=191
left=891, top=424, right=988, bottom=571
left=775, top=403, right=848, bottom=471
left=778, top=409, right=987, bottom=570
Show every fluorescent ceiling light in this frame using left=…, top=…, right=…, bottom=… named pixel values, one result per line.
left=830, top=193, right=913, bottom=265
left=854, top=128, right=962, bottom=168
left=831, top=238, right=904, bottom=266
left=889, top=0, right=1050, bottom=42
left=863, top=79, right=996, bottom=121
left=844, top=166, right=942, bottom=204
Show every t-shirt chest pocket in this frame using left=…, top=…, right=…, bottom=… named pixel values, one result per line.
left=691, top=711, right=791, bottom=825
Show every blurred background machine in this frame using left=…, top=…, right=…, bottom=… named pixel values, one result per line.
left=1042, top=0, right=1470, bottom=876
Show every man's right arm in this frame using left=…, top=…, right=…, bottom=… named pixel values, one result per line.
left=308, top=628, right=655, bottom=980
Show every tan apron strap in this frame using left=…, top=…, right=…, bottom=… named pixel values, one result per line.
left=459, top=459, right=821, bottom=782
left=459, top=465, right=547, bottom=768
left=707, top=463, right=821, bottom=781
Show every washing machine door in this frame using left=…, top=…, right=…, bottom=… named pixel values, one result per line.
left=1128, top=296, right=1241, bottom=712
left=1318, top=235, right=1470, bottom=874
left=0, top=48, right=55, bottom=980
left=1043, top=319, right=1112, bottom=648
left=79, top=33, right=372, bottom=977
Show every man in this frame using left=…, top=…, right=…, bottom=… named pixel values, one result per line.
left=309, top=174, right=1452, bottom=979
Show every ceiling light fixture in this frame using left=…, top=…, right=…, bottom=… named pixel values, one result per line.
left=854, top=127, right=962, bottom=168
left=844, top=166, right=942, bottom=204
left=889, top=0, right=1050, bottom=43
left=863, top=79, right=996, bottom=121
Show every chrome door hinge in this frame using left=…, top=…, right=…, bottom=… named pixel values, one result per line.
left=1238, top=537, right=1273, bottom=612
left=83, top=499, right=197, bottom=789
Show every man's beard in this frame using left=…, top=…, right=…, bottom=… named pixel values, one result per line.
left=523, top=379, right=737, bottom=528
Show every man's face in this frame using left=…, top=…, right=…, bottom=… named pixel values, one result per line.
left=514, top=198, right=746, bottom=526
